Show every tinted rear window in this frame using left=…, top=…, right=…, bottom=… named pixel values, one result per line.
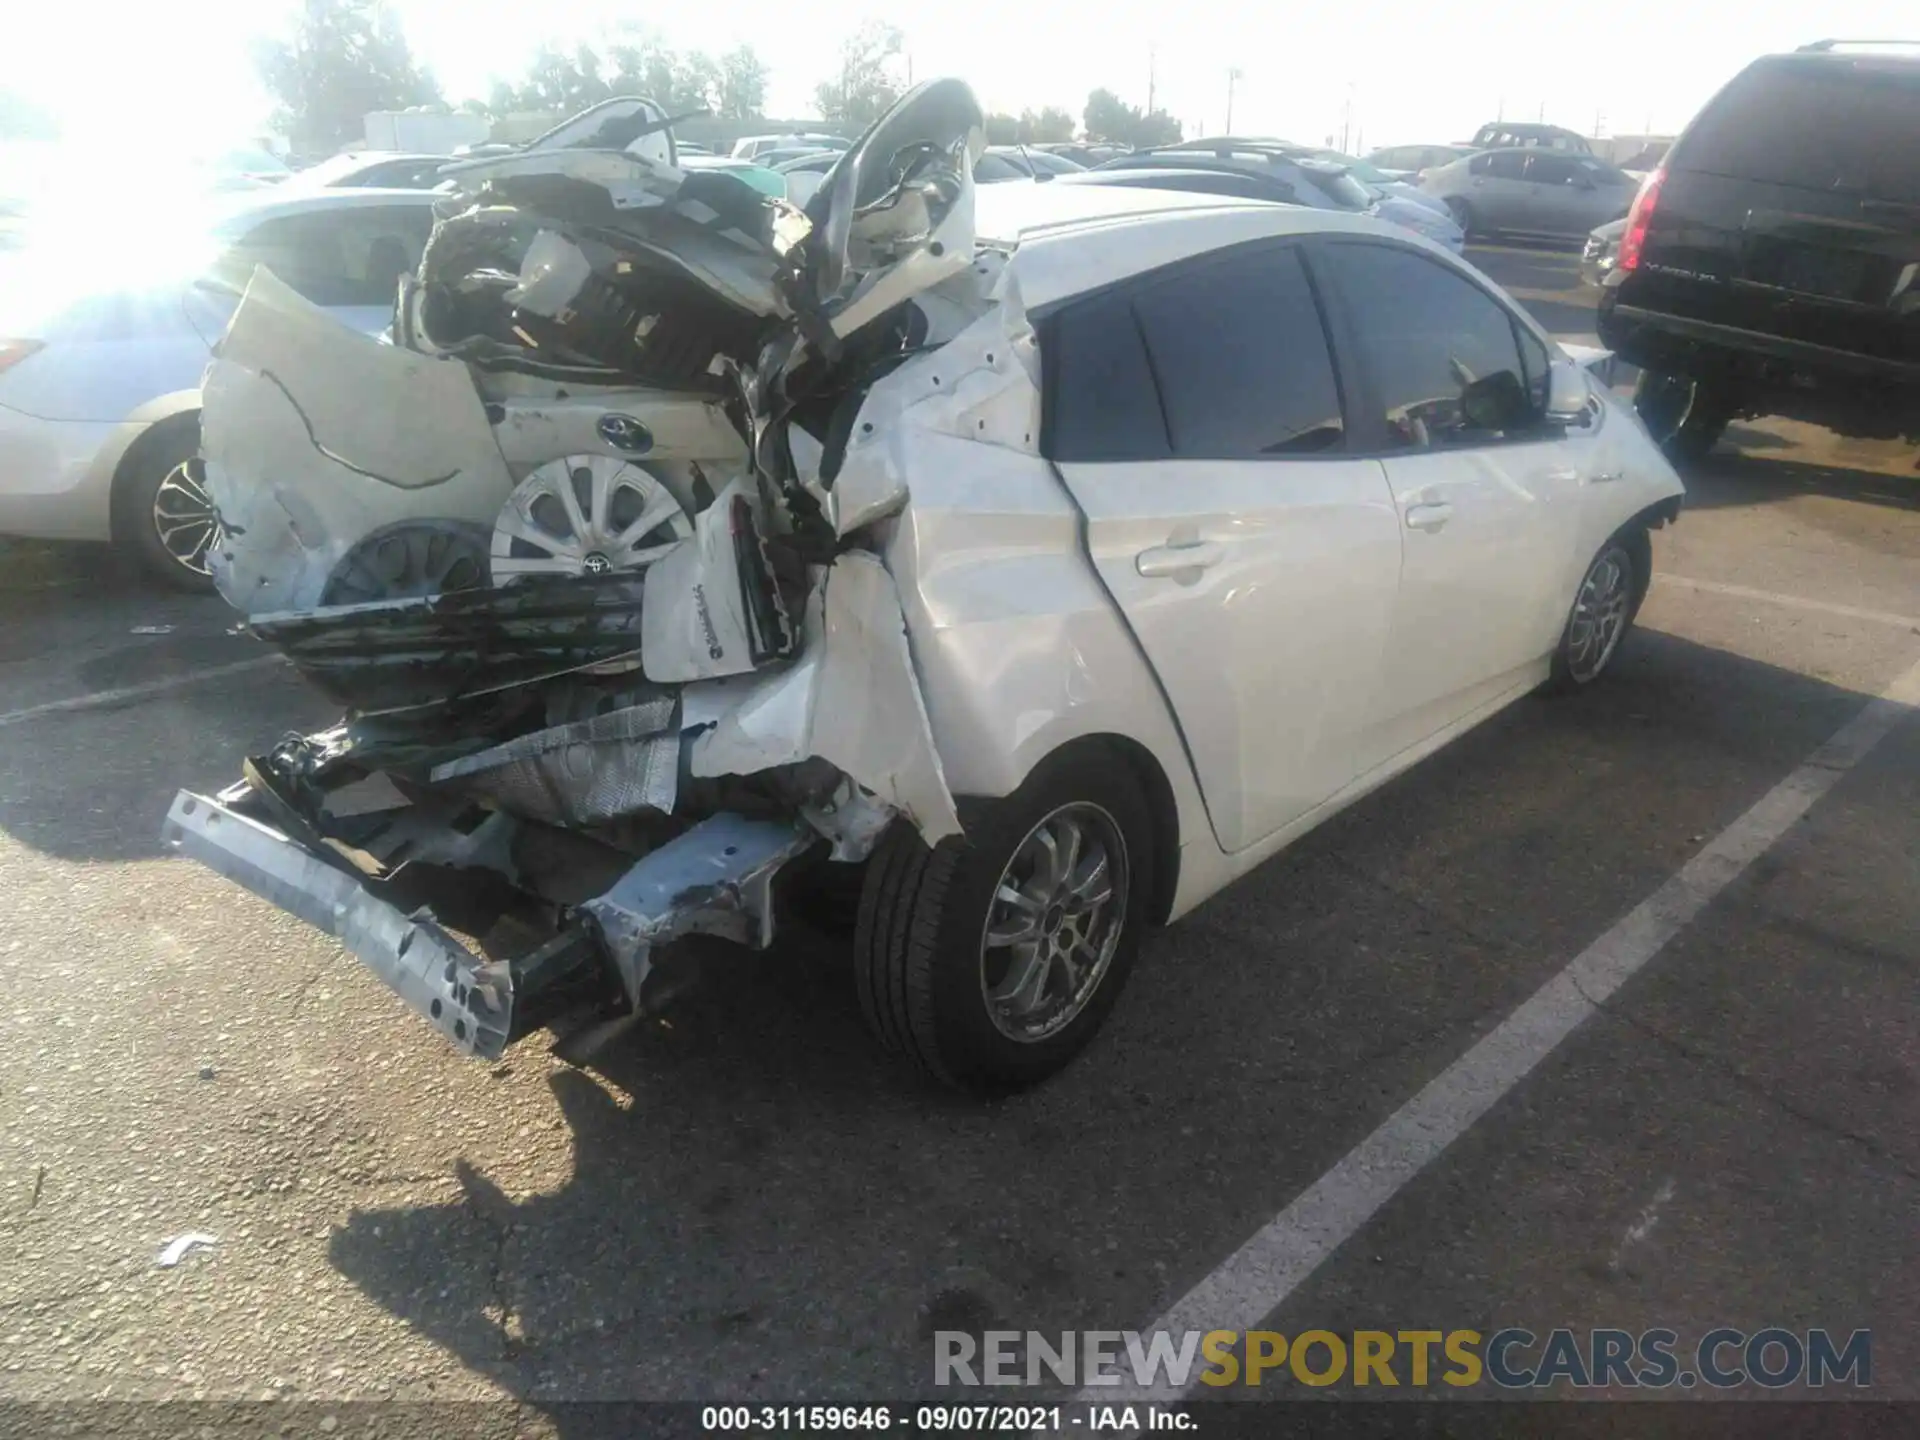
left=1676, top=58, right=1920, bottom=201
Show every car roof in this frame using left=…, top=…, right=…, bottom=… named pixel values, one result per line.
left=975, top=181, right=1398, bottom=309
left=209, top=186, right=442, bottom=229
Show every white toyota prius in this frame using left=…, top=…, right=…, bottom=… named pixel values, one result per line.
left=165, top=83, right=1684, bottom=1094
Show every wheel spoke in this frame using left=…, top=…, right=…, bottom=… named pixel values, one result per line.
left=988, top=942, right=1051, bottom=1015
left=1065, top=850, right=1112, bottom=912
left=588, top=460, right=614, bottom=537
left=556, top=467, right=592, bottom=542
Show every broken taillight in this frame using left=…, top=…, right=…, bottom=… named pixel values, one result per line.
left=0, top=339, right=43, bottom=377
left=1617, top=168, right=1664, bottom=274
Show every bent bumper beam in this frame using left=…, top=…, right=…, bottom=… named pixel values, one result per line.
left=162, top=790, right=515, bottom=1060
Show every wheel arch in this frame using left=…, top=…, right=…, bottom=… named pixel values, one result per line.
left=105, top=407, right=200, bottom=547
left=974, top=732, right=1183, bottom=927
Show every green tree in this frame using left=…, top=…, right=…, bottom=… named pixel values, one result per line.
left=717, top=45, right=770, bottom=121
left=1026, top=106, right=1076, bottom=143
left=1082, top=87, right=1181, bottom=147
left=254, top=0, right=442, bottom=153
left=815, top=21, right=903, bottom=127
left=984, top=112, right=1020, bottom=145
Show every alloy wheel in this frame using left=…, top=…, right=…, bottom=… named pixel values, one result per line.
left=1566, top=545, right=1632, bottom=683
left=978, top=802, right=1129, bottom=1043
left=152, top=458, right=223, bottom=577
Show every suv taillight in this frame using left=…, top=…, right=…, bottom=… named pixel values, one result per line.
left=1617, top=168, right=1664, bottom=273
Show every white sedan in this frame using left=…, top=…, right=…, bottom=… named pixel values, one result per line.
left=0, top=187, right=439, bottom=587
left=165, top=84, right=1684, bottom=1093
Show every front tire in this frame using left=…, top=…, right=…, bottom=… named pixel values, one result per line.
left=1443, top=197, right=1476, bottom=238
left=113, top=418, right=219, bottom=592
left=1547, top=529, right=1648, bottom=692
left=1633, top=371, right=1732, bottom=465
left=854, top=749, right=1154, bottom=1093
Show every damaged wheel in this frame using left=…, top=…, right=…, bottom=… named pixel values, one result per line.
left=113, top=417, right=220, bottom=592
left=854, top=750, right=1153, bottom=1093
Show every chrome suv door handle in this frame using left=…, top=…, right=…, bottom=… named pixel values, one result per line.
left=1405, top=501, right=1454, bottom=532
left=1136, top=539, right=1224, bottom=579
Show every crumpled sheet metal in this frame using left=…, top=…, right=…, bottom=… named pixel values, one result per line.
left=581, top=812, right=813, bottom=974
left=201, top=267, right=518, bottom=616
left=686, top=551, right=961, bottom=845
left=826, top=269, right=1041, bottom=538
left=429, top=698, right=679, bottom=827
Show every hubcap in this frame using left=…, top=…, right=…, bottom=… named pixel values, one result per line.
left=1567, top=546, right=1632, bottom=682
left=153, top=459, right=222, bottom=576
left=491, top=455, right=692, bottom=583
left=979, top=802, right=1129, bottom=1043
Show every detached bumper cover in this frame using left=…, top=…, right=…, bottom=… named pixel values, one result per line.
left=162, top=789, right=514, bottom=1059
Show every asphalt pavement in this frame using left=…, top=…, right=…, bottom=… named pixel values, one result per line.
left=0, top=244, right=1915, bottom=1424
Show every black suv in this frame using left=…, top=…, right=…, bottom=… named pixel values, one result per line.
left=1596, top=41, right=1920, bottom=463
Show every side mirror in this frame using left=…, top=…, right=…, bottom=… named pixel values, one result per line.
left=1460, top=370, right=1529, bottom=431
left=1544, top=358, right=1592, bottom=423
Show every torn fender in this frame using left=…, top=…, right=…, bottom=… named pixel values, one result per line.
left=825, top=269, right=1040, bottom=537
left=685, top=551, right=961, bottom=845
left=202, top=268, right=515, bottom=614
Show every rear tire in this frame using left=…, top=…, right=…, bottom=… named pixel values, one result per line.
left=112, top=418, right=218, bottom=593
left=1633, top=371, right=1731, bottom=466
left=853, top=748, right=1154, bottom=1094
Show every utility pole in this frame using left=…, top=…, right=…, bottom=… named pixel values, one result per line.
left=1593, top=107, right=1603, bottom=138
left=1225, top=68, right=1241, bottom=133
left=1340, top=84, right=1354, bottom=154
left=1147, top=44, right=1157, bottom=115
left=1537, top=100, right=1545, bottom=122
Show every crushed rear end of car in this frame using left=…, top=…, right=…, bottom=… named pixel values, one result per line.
left=164, top=80, right=1048, bottom=1059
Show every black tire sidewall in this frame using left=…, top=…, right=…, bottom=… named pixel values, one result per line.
left=115, top=419, right=214, bottom=592
left=920, top=752, right=1155, bottom=1092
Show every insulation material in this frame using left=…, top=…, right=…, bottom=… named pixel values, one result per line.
left=428, top=697, right=679, bottom=826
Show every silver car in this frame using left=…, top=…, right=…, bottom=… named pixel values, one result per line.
left=1421, top=149, right=1637, bottom=242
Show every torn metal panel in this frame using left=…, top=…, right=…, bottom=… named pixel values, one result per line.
left=581, top=812, right=812, bottom=965
left=688, top=551, right=961, bottom=844
left=162, top=790, right=515, bottom=1061
left=202, top=268, right=517, bottom=615
left=428, top=697, right=680, bottom=827
left=246, top=573, right=650, bottom=716
left=639, top=476, right=792, bottom=683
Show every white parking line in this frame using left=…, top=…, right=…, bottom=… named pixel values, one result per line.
left=0, top=656, right=284, bottom=730
left=1654, top=574, right=1920, bottom=631
left=1089, top=652, right=1920, bottom=1407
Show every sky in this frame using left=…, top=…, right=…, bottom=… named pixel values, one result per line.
left=2, top=0, right=1913, bottom=157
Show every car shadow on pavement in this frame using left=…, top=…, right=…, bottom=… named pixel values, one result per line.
left=1681, top=449, right=1920, bottom=514
left=316, top=627, right=1902, bottom=1415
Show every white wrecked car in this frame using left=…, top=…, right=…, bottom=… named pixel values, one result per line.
left=165, top=81, right=1684, bottom=1092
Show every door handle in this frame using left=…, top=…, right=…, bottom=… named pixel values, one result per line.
left=1136, top=539, right=1224, bottom=579
left=1404, top=501, right=1454, bottom=532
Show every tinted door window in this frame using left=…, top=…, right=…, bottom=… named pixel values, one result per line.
left=1131, top=246, right=1344, bottom=457
left=213, top=206, right=432, bottom=306
left=1047, top=245, right=1346, bottom=461
left=1525, top=154, right=1578, bottom=186
left=1318, top=242, right=1543, bottom=450
left=1046, top=290, right=1172, bottom=463
left=1484, top=150, right=1527, bottom=181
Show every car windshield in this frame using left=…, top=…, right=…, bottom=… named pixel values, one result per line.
left=1302, top=165, right=1374, bottom=210
left=1314, top=150, right=1394, bottom=185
